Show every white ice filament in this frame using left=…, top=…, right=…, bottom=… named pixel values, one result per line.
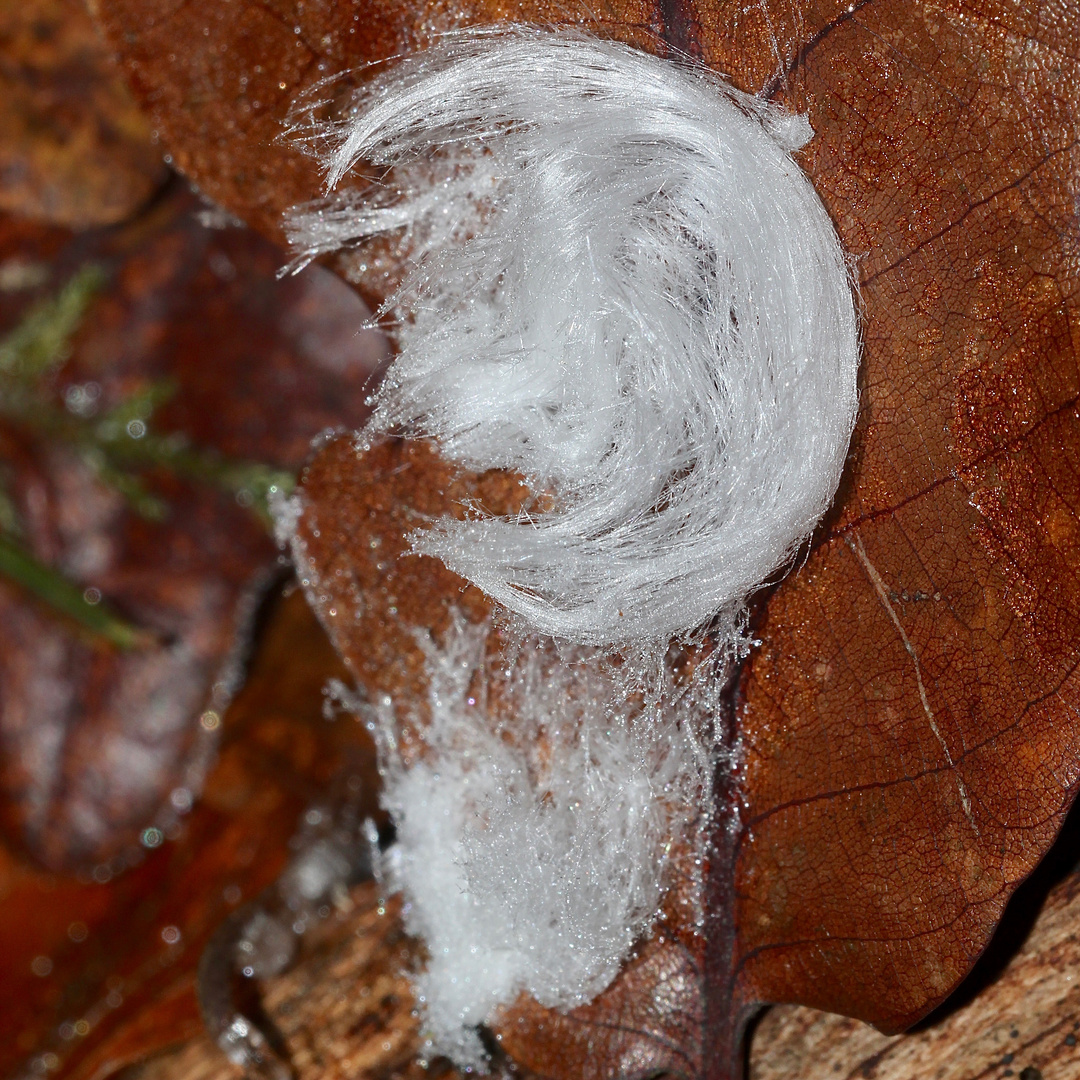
left=370, top=620, right=714, bottom=1067
left=286, top=28, right=860, bottom=650
left=284, top=27, right=861, bottom=1067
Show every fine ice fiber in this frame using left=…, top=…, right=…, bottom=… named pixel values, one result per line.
left=368, top=618, right=714, bottom=1068
left=286, top=26, right=861, bottom=650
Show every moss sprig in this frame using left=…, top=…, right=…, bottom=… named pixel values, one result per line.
left=0, top=267, right=296, bottom=646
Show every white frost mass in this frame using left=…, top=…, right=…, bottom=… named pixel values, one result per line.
left=370, top=619, right=714, bottom=1067
left=287, top=27, right=860, bottom=650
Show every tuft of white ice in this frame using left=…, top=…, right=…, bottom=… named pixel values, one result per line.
left=368, top=618, right=715, bottom=1067
left=284, top=26, right=861, bottom=1067
left=286, top=27, right=860, bottom=651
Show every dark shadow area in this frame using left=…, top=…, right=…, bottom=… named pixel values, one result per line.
left=741, top=1003, right=769, bottom=1077
left=912, top=792, right=1080, bottom=1031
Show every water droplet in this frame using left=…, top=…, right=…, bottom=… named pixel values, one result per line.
left=169, top=787, right=193, bottom=813
left=64, top=382, right=101, bottom=417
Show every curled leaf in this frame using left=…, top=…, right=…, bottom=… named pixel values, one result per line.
left=0, top=191, right=385, bottom=870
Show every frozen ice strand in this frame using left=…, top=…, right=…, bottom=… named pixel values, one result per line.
left=369, top=618, right=714, bottom=1068
left=286, top=27, right=860, bottom=650
left=283, top=26, right=860, bottom=1068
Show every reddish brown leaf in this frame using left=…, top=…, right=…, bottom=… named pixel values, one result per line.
left=493, top=933, right=704, bottom=1079
left=710, top=0, right=1080, bottom=1066
left=89, top=0, right=683, bottom=252
left=0, top=191, right=386, bottom=871
left=88, top=1, right=1080, bottom=1077
left=292, top=438, right=524, bottom=716
left=749, top=868, right=1080, bottom=1079
left=0, top=0, right=167, bottom=227
left=0, top=583, right=380, bottom=1080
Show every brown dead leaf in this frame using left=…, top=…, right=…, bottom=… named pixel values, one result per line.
left=750, top=867, right=1080, bottom=1080
left=88, top=0, right=692, bottom=249
left=494, top=937, right=704, bottom=1079
left=87, top=1, right=1080, bottom=1078
left=0, top=584, right=380, bottom=1080
left=713, top=0, right=1080, bottom=1066
left=0, top=405, right=271, bottom=876
left=0, top=0, right=167, bottom=227
left=0, top=190, right=386, bottom=871
left=291, top=438, right=524, bottom=717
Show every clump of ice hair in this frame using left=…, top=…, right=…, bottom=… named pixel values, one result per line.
left=368, top=618, right=713, bottom=1067
left=286, top=26, right=860, bottom=649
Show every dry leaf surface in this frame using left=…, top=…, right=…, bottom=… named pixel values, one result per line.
left=721, top=0, right=1080, bottom=1047
left=0, top=0, right=167, bottom=227
left=750, top=869, right=1080, bottom=1080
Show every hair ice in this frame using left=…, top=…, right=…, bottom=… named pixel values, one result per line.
left=286, top=27, right=860, bottom=649
left=367, top=618, right=714, bottom=1067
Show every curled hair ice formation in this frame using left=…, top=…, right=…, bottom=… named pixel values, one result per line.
left=288, top=27, right=860, bottom=650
